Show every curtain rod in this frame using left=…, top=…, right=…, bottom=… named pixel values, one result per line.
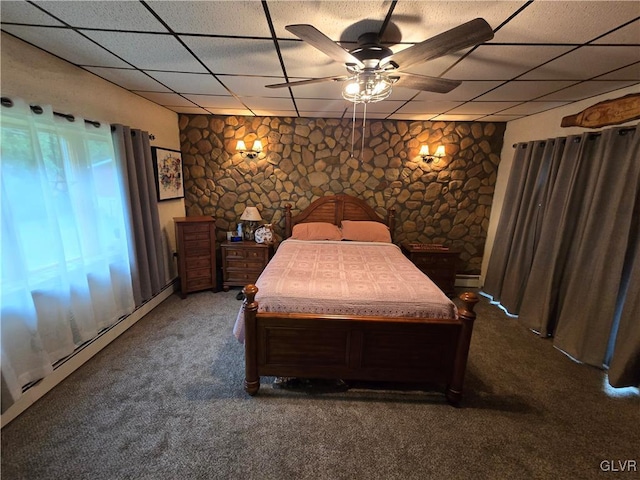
left=512, top=125, right=637, bottom=148
left=1, top=97, right=155, bottom=140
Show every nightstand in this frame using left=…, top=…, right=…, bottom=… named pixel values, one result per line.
left=221, top=241, right=272, bottom=291
left=401, top=243, right=459, bottom=297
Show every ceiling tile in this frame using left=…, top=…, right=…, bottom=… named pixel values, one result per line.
left=180, top=36, right=282, bottom=76
left=416, top=81, right=505, bottom=101
left=83, top=67, right=171, bottom=92
left=268, top=1, right=391, bottom=41
left=287, top=80, right=347, bottom=100
left=182, top=94, right=247, bottom=109
left=498, top=101, right=572, bottom=115
left=0, top=1, right=65, bottom=26
left=251, top=110, right=299, bottom=117
left=82, top=31, right=207, bottom=72
left=32, top=0, right=166, bottom=31
left=1, top=25, right=130, bottom=68
left=395, top=100, right=464, bottom=114
left=595, top=62, right=640, bottom=81
left=480, top=115, right=525, bottom=122
left=443, top=45, right=574, bottom=80
left=169, top=106, right=213, bottom=114
left=536, top=81, right=639, bottom=102
left=430, top=114, right=484, bottom=121
left=132, top=91, right=197, bottom=107
left=280, top=40, right=348, bottom=78
left=204, top=108, right=253, bottom=116
left=388, top=113, right=437, bottom=121
left=492, top=1, right=640, bottom=43
left=298, top=111, right=346, bottom=119
left=294, top=98, right=351, bottom=112
left=447, top=102, right=521, bottom=115
left=237, top=97, right=295, bottom=111
left=392, top=1, right=523, bottom=44
left=521, top=46, right=640, bottom=80
left=146, top=71, right=228, bottom=95
left=592, top=19, right=640, bottom=44
left=147, top=0, right=272, bottom=37
left=2, top=0, right=638, bottom=122
left=476, top=80, right=579, bottom=101
left=217, top=75, right=294, bottom=98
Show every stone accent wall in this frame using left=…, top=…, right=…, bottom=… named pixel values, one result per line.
left=178, top=115, right=505, bottom=274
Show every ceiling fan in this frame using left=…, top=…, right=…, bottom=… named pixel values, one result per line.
left=266, top=18, right=494, bottom=103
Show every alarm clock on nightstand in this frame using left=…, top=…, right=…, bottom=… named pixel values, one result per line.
left=254, top=224, right=274, bottom=244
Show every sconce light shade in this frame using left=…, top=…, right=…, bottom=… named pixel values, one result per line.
left=236, top=139, right=263, bottom=159
left=240, top=206, right=262, bottom=222
left=419, top=144, right=446, bottom=163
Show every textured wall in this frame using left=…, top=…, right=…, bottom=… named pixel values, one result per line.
left=178, top=114, right=505, bottom=274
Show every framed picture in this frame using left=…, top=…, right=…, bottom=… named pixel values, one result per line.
left=152, top=147, right=184, bottom=201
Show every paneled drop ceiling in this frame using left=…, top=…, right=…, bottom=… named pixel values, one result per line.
left=1, top=0, right=639, bottom=121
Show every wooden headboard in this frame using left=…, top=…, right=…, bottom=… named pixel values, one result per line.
left=284, top=194, right=396, bottom=241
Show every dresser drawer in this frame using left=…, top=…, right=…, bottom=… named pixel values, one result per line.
left=186, top=276, right=214, bottom=291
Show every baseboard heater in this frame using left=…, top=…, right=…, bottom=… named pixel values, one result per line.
left=455, top=274, right=480, bottom=288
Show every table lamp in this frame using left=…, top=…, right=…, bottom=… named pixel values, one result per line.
left=240, top=206, right=262, bottom=241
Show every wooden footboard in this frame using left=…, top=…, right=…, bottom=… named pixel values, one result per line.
left=242, top=285, right=478, bottom=405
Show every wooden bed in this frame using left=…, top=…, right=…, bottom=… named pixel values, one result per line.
left=242, top=194, right=478, bottom=405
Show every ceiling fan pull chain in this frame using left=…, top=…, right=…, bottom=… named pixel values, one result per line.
left=350, top=102, right=357, bottom=160
left=361, top=102, right=367, bottom=163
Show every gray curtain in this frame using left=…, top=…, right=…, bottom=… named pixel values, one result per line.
left=112, top=126, right=165, bottom=306
left=484, top=126, right=640, bottom=388
left=483, top=140, right=562, bottom=314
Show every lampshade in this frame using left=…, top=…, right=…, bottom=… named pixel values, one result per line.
left=236, top=140, right=247, bottom=151
left=240, top=206, right=262, bottom=222
left=434, top=145, right=446, bottom=157
left=419, top=145, right=431, bottom=157
left=251, top=140, right=263, bottom=152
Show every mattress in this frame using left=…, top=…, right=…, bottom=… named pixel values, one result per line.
left=233, top=239, right=457, bottom=342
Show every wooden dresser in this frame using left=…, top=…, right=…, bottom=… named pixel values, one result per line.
left=401, top=243, right=459, bottom=297
left=174, top=216, right=216, bottom=298
left=221, top=241, right=272, bottom=291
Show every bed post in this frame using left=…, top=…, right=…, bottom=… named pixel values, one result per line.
left=387, top=207, right=396, bottom=242
left=284, top=203, right=292, bottom=239
left=446, top=291, right=479, bottom=406
left=243, top=284, right=260, bottom=395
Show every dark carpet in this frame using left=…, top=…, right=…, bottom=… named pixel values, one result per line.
left=1, top=289, right=638, bottom=479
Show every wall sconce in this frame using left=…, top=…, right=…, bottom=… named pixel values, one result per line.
left=236, top=140, right=263, bottom=159
left=419, top=145, right=446, bottom=163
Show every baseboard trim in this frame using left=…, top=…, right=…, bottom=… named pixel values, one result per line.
left=455, top=275, right=480, bottom=288
left=1, top=282, right=177, bottom=428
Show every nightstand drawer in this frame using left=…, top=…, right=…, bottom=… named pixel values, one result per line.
left=412, top=255, right=455, bottom=267
left=221, top=241, right=272, bottom=290
left=225, top=271, right=261, bottom=284
left=225, top=259, right=266, bottom=270
left=401, top=244, right=459, bottom=297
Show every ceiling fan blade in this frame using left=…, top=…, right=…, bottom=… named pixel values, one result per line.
left=385, top=18, right=494, bottom=70
left=392, top=72, right=461, bottom=94
left=265, top=75, right=349, bottom=89
left=286, top=24, right=365, bottom=68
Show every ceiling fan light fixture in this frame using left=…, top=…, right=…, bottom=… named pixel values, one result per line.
left=342, top=72, right=393, bottom=104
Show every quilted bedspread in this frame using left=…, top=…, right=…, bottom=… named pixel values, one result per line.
left=233, top=239, right=457, bottom=342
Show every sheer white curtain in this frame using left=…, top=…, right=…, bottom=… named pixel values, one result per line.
left=1, top=97, right=135, bottom=411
